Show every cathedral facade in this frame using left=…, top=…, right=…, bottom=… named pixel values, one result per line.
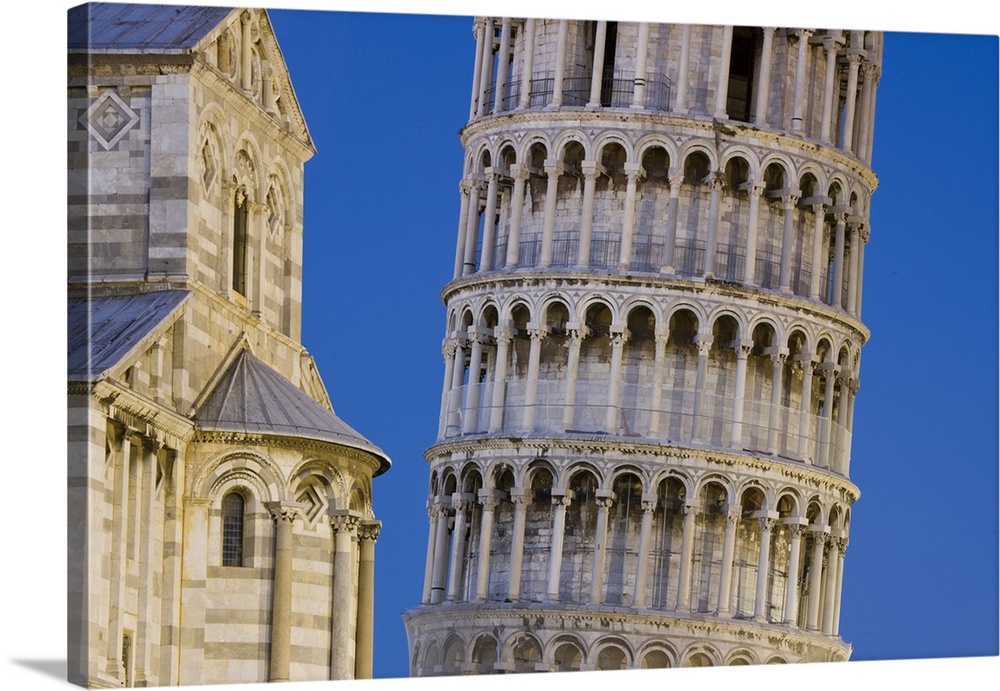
left=67, top=4, right=389, bottom=686
left=404, top=18, right=880, bottom=672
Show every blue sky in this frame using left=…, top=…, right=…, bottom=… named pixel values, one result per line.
left=4, top=2, right=998, bottom=690
left=262, top=5, right=999, bottom=678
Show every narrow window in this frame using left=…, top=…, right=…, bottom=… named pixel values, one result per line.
left=600, top=21, right=619, bottom=107
left=232, top=187, right=249, bottom=296
left=727, top=27, right=757, bottom=122
left=222, top=491, right=245, bottom=566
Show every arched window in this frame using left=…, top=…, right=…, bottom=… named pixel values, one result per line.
left=222, top=491, right=245, bottom=566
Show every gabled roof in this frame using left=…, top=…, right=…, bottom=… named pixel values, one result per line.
left=194, top=349, right=390, bottom=474
left=68, top=290, right=189, bottom=382
left=68, top=3, right=234, bottom=53
left=68, top=3, right=314, bottom=152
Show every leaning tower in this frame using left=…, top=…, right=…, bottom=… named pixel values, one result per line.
left=404, top=18, right=880, bottom=673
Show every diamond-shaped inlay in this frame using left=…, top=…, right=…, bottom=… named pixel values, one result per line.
left=80, top=90, right=139, bottom=150
left=296, top=483, right=328, bottom=525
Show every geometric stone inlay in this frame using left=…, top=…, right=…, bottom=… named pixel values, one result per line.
left=296, top=482, right=328, bottom=525
left=80, top=89, right=139, bottom=150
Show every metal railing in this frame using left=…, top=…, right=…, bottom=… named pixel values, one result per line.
left=440, top=379, right=852, bottom=477
left=478, top=71, right=672, bottom=117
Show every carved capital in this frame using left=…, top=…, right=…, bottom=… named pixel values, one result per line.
left=329, top=510, right=362, bottom=534
left=641, top=499, right=657, bottom=512
left=358, top=519, right=382, bottom=542
left=267, top=501, right=303, bottom=524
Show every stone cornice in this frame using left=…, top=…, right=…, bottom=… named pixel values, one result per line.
left=441, top=272, right=870, bottom=346
left=459, top=108, right=879, bottom=192
left=90, top=379, right=195, bottom=447
left=190, top=429, right=384, bottom=477
left=401, top=602, right=849, bottom=659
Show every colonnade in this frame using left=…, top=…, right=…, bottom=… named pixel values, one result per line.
left=438, top=319, right=859, bottom=475
left=420, top=477, right=848, bottom=637
left=453, top=158, right=869, bottom=321
left=468, top=19, right=880, bottom=161
left=262, top=506, right=381, bottom=681
left=103, top=421, right=178, bottom=688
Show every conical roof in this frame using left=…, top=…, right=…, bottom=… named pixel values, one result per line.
left=194, top=350, right=389, bottom=474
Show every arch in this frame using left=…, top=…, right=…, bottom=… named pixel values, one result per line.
left=221, top=490, right=246, bottom=567
left=470, top=634, right=499, bottom=674
left=440, top=634, right=466, bottom=675
left=638, top=647, right=673, bottom=669
left=506, top=633, right=543, bottom=673
left=592, top=638, right=632, bottom=670
left=681, top=645, right=719, bottom=667
left=726, top=648, right=758, bottom=665
left=547, top=635, right=585, bottom=672
left=193, top=449, right=283, bottom=503
left=421, top=639, right=440, bottom=676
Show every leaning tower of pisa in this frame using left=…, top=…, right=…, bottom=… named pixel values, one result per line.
left=403, top=17, right=880, bottom=673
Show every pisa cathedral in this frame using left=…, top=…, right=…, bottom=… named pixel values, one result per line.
left=67, top=4, right=389, bottom=686
left=404, top=17, right=880, bottom=672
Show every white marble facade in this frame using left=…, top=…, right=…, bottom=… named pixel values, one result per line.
left=404, top=18, right=880, bottom=673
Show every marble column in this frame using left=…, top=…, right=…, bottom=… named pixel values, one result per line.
left=753, top=28, right=776, bottom=125
left=605, top=328, right=628, bottom=432
left=507, top=489, right=529, bottom=600
left=617, top=166, right=641, bottom=270
left=841, top=53, right=862, bottom=152
left=675, top=25, right=691, bottom=114
left=716, top=508, right=739, bottom=616
left=632, top=495, right=657, bottom=608
left=778, top=193, right=800, bottom=292
left=488, top=328, right=512, bottom=432
left=805, top=527, right=828, bottom=630
left=447, top=495, right=471, bottom=601
left=539, top=162, right=562, bottom=266
left=660, top=174, right=684, bottom=273
left=729, top=342, right=752, bottom=447
left=421, top=503, right=439, bottom=603
left=790, top=30, right=814, bottom=132
left=713, top=25, right=734, bottom=119
left=648, top=334, right=668, bottom=437
left=589, top=492, right=614, bottom=603
left=429, top=499, right=451, bottom=605
left=329, top=511, right=361, bottom=680
left=453, top=183, right=471, bottom=279
left=782, top=522, right=804, bottom=626
left=587, top=20, right=609, bottom=108
left=494, top=18, right=512, bottom=113
left=468, top=20, right=486, bottom=119
left=797, top=357, right=816, bottom=461
left=474, top=490, right=497, bottom=600
left=676, top=502, right=698, bottom=611
left=766, top=350, right=788, bottom=453
left=822, top=535, right=840, bottom=634
left=480, top=171, right=500, bottom=272
left=546, top=491, right=572, bottom=600
left=691, top=336, right=712, bottom=442
left=831, top=212, right=847, bottom=307
left=577, top=162, right=601, bottom=267
left=702, top=175, right=723, bottom=278
left=809, top=202, right=828, bottom=299
left=517, top=18, right=537, bottom=110
left=631, top=23, right=650, bottom=108
left=561, top=326, right=585, bottom=430
left=742, top=182, right=765, bottom=284
left=504, top=165, right=528, bottom=267
left=475, top=18, right=495, bottom=118
left=462, top=332, right=485, bottom=435
left=753, top=516, right=776, bottom=621
left=522, top=326, right=546, bottom=431
left=267, top=502, right=302, bottom=682
left=355, top=520, right=381, bottom=680
left=551, top=20, right=569, bottom=107
left=820, top=36, right=841, bottom=143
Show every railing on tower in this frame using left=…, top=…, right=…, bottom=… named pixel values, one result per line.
left=441, top=379, right=852, bottom=477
